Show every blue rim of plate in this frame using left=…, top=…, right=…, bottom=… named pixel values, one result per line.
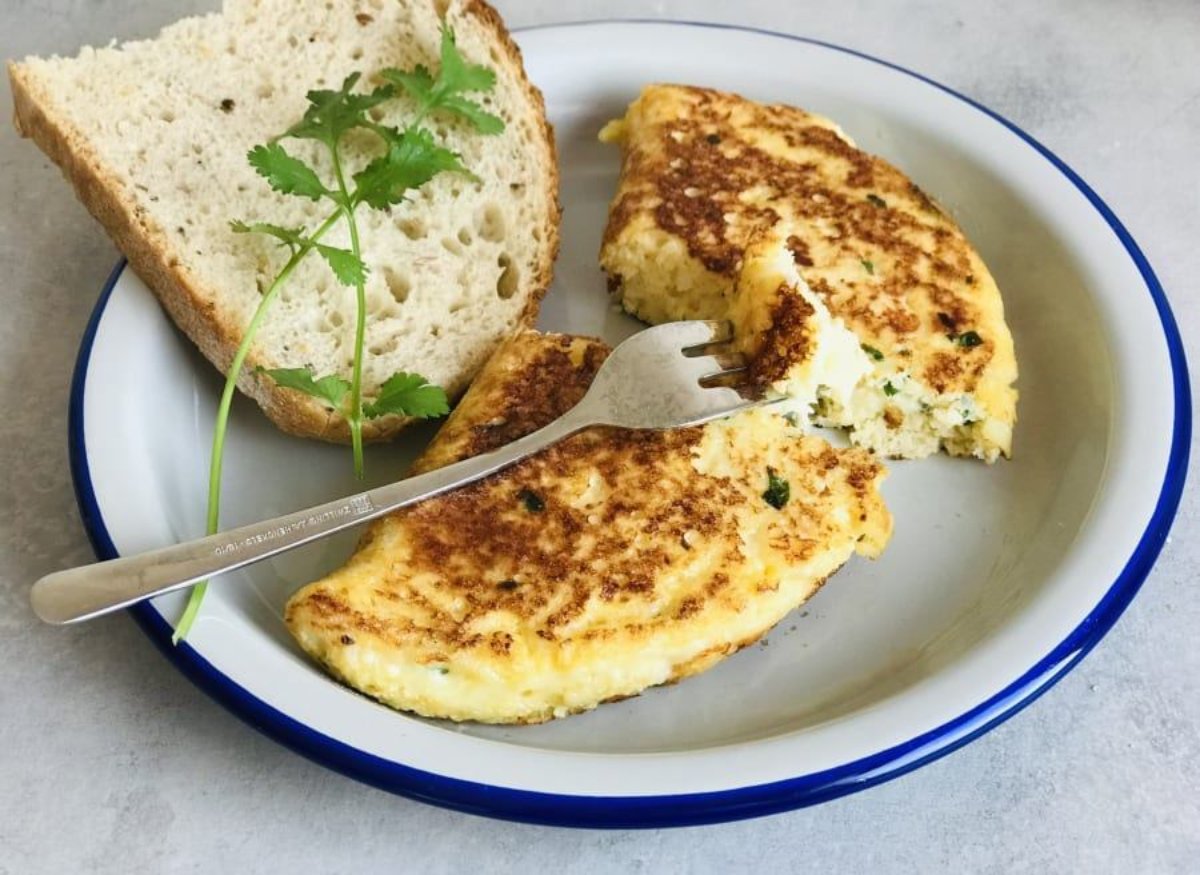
left=67, top=19, right=1190, bottom=828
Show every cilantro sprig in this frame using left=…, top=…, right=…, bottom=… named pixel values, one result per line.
left=382, top=28, right=505, bottom=133
left=173, top=28, right=503, bottom=643
left=763, top=467, right=791, bottom=510
left=246, top=144, right=330, bottom=200
left=273, top=72, right=462, bottom=471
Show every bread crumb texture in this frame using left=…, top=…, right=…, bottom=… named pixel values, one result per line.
left=10, top=0, right=559, bottom=441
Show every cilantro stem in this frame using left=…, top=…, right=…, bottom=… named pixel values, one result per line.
left=172, top=210, right=341, bottom=644
left=329, top=145, right=367, bottom=478
left=179, top=43, right=498, bottom=641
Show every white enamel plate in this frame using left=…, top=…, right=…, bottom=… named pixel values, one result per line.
left=69, top=21, right=1190, bottom=826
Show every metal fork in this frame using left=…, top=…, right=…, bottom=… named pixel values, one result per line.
left=31, top=321, right=771, bottom=625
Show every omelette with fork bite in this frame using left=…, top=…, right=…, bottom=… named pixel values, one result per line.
left=600, top=84, right=1018, bottom=461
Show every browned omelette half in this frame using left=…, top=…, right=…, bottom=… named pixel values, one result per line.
left=286, top=331, right=891, bottom=724
left=600, top=84, right=1018, bottom=461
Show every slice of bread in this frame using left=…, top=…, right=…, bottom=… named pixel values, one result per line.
left=9, top=0, right=559, bottom=442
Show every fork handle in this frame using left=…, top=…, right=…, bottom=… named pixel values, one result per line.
left=31, top=409, right=593, bottom=626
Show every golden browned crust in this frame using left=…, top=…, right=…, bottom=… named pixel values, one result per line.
left=8, top=0, right=560, bottom=444
left=745, top=283, right=817, bottom=391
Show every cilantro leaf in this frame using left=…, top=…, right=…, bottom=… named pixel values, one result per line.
left=883, top=380, right=899, bottom=397
left=259, top=366, right=350, bottom=410
left=861, top=343, right=885, bottom=362
left=284, top=73, right=394, bottom=147
left=384, top=65, right=436, bottom=105
left=314, top=244, right=368, bottom=286
left=363, top=371, right=449, bottom=419
left=381, top=27, right=505, bottom=134
left=762, top=467, right=790, bottom=510
left=352, top=126, right=470, bottom=209
left=247, top=143, right=328, bottom=200
left=954, top=330, right=984, bottom=348
left=517, top=488, right=545, bottom=512
left=438, top=27, right=496, bottom=93
left=860, top=258, right=875, bottom=275
left=437, top=95, right=504, bottom=134
left=229, top=220, right=308, bottom=252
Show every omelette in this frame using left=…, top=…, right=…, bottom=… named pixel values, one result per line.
left=599, top=84, right=1018, bottom=461
left=286, top=331, right=892, bottom=724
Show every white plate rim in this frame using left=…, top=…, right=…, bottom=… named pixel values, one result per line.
left=65, top=19, right=1191, bottom=828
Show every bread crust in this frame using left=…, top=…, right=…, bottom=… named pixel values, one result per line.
left=8, top=0, right=559, bottom=444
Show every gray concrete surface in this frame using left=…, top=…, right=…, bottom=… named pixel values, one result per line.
left=1, top=1, right=1196, bottom=872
